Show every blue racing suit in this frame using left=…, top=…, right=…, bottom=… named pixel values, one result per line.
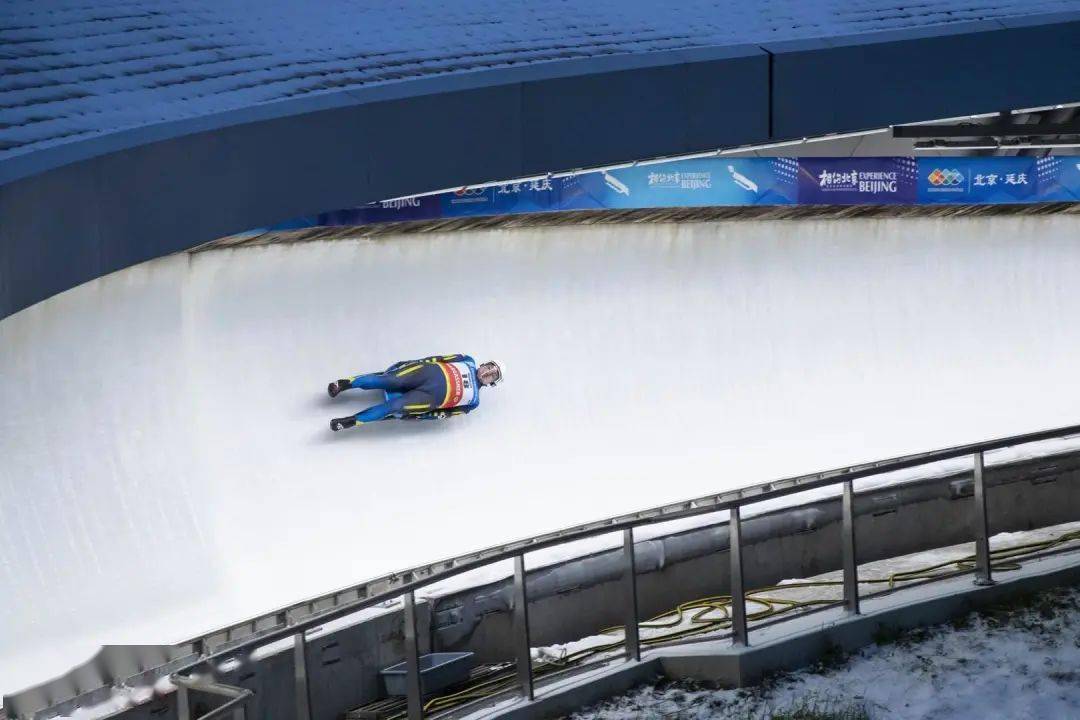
left=344, top=354, right=482, bottom=424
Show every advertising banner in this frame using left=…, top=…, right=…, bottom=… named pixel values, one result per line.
left=797, top=157, right=918, bottom=205
left=430, top=157, right=799, bottom=219
left=267, top=155, right=1080, bottom=232
left=555, top=157, right=799, bottom=210
left=917, top=157, right=1038, bottom=204
left=1033, top=155, right=1080, bottom=202
left=318, top=195, right=443, bottom=225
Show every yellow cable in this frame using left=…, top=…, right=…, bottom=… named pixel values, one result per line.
left=380, top=528, right=1079, bottom=719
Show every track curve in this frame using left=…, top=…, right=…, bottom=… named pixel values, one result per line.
left=3, top=213, right=1080, bottom=695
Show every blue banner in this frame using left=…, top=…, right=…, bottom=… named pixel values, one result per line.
left=799, top=157, right=918, bottom=205
left=916, top=157, right=1038, bottom=204
left=318, top=195, right=443, bottom=225
left=431, top=158, right=799, bottom=218
left=554, top=158, right=799, bottom=210
left=268, top=155, right=1080, bottom=230
left=1033, top=156, right=1080, bottom=202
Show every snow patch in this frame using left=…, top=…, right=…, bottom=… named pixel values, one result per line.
left=52, top=677, right=176, bottom=720
left=569, top=586, right=1080, bottom=719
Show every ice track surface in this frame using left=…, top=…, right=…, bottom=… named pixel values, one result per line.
left=2, top=214, right=1080, bottom=696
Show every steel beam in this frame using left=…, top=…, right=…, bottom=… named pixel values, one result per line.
left=972, top=452, right=994, bottom=585
left=293, top=633, right=311, bottom=720
left=513, top=555, right=534, bottom=700
left=729, top=506, right=749, bottom=646
left=177, top=684, right=190, bottom=720
left=841, top=479, right=860, bottom=615
left=622, top=529, right=641, bottom=661
left=894, top=119, right=1080, bottom=137
left=403, top=592, right=424, bottom=720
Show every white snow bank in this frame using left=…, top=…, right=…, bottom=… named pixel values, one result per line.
left=53, top=677, right=176, bottom=720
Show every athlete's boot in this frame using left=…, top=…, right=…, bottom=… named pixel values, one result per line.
left=327, top=379, right=352, bottom=398
left=330, top=416, right=357, bottom=432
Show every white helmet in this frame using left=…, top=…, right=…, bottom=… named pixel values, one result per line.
left=477, top=361, right=502, bottom=386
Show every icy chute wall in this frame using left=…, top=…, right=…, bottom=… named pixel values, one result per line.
left=3, top=213, right=1080, bottom=696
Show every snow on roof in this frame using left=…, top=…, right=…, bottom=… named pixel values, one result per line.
left=2, top=0, right=1079, bottom=162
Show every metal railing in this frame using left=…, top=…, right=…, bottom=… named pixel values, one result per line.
left=164, top=423, right=1080, bottom=719
left=172, top=676, right=251, bottom=720
left=118, top=423, right=1080, bottom=719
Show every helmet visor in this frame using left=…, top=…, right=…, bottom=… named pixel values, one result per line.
left=478, top=361, right=502, bottom=385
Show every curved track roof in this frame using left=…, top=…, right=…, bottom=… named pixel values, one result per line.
left=2, top=0, right=1077, bottom=162
left=1, top=2, right=1079, bottom=317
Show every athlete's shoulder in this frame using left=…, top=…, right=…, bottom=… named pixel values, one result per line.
left=434, top=353, right=475, bottom=365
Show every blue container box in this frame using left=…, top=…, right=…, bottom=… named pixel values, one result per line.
left=380, top=652, right=476, bottom=697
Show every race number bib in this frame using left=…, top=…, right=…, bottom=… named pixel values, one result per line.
left=439, top=361, right=478, bottom=409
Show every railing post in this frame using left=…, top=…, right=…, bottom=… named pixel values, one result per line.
left=622, top=528, right=641, bottom=661
left=841, top=479, right=860, bottom=614
left=403, top=591, right=424, bottom=720
left=170, top=676, right=251, bottom=720
left=293, top=632, right=311, bottom=720
left=729, top=506, right=749, bottom=647
left=177, top=683, right=191, bottom=720
left=972, top=451, right=994, bottom=585
left=512, top=554, right=534, bottom=700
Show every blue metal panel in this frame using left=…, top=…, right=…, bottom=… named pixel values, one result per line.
left=2, top=4, right=1080, bottom=318
left=770, top=13, right=1080, bottom=138
left=0, top=53, right=768, bottom=317
left=4, top=1, right=1080, bottom=165
left=519, top=46, right=768, bottom=172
